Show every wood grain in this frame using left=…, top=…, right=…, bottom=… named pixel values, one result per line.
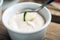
left=45, top=22, right=60, bottom=40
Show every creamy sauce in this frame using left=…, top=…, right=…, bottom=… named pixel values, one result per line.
left=8, top=12, right=45, bottom=32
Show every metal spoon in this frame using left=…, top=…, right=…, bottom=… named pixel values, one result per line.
left=23, top=0, right=54, bottom=21
left=25, top=0, right=54, bottom=12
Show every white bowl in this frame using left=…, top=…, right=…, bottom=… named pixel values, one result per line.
left=2, top=2, right=51, bottom=40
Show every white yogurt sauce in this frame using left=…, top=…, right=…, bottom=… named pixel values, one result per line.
left=8, top=12, right=45, bottom=32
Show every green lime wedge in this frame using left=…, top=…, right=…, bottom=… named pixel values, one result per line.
left=23, top=11, right=27, bottom=21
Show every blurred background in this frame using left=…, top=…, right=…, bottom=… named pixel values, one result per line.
left=0, top=0, right=60, bottom=40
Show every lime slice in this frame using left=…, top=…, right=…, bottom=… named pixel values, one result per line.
left=26, top=12, right=36, bottom=21
left=23, top=11, right=27, bottom=21
left=23, top=12, right=36, bottom=21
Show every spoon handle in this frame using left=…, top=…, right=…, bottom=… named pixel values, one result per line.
left=36, top=0, right=54, bottom=11
left=41, top=0, right=54, bottom=8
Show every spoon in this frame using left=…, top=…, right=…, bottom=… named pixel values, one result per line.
left=24, top=0, right=54, bottom=21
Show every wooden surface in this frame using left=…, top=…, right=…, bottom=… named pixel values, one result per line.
left=45, top=23, right=60, bottom=40
left=0, top=0, right=60, bottom=40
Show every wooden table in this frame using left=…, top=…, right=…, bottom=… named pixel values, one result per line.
left=0, top=0, right=60, bottom=40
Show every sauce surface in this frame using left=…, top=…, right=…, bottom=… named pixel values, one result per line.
left=8, top=12, right=45, bottom=32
